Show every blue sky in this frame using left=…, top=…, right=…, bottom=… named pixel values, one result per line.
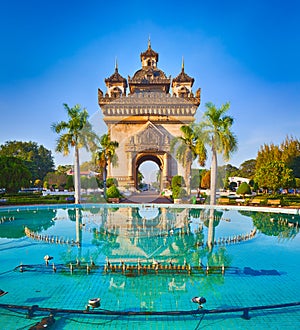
left=0, top=0, right=299, bottom=176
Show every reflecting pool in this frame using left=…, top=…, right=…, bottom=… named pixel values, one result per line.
left=0, top=204, right=299, bottom=329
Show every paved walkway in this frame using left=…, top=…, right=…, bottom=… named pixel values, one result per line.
left=121, top=191, right=172, bottom=204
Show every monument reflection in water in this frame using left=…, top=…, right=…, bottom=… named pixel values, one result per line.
left=0, top=205, right=299, bottom=330
left=71, top=206, right=257, bottom=270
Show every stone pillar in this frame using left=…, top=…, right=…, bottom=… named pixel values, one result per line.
left=127, top=152, right=132, bottom=178
left=162, top=153, right=169, bottom=188
left=107, top=160, right=111, bottom=178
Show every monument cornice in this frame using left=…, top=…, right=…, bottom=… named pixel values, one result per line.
left=103, top=115, right=195, bottom=125
left=99, top=91, right=200, bottom=119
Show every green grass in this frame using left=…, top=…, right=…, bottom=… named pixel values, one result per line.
left=0, top=192, right=107, bottom=205
left=0, top=192, right=73, bottom=205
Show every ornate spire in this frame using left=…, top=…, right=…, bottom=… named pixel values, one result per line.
left=105, top=61, right=127, bottom=85
left=172, top=58, right=194, bottom=85
left=115, top=57, right=118, bottom=72
left=140, top=38, right=159, bottom=64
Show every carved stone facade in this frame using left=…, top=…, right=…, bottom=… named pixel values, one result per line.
left=98, top=42, right=201, bottom=189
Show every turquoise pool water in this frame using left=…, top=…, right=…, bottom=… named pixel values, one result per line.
left=0, top=204, right=299, bottom=329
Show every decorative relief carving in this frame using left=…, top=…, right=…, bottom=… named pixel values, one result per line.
left=143, top=126, right=159, bottom=145
left=125, top=122, right=171, bottom=152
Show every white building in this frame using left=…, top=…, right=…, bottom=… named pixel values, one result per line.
left=228, top=176, right=250, bottom=187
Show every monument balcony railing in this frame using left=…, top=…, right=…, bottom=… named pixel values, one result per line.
left=101, top=106, right=197, bottom=117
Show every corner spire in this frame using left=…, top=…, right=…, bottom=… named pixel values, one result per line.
left=115, top=57, right=118, bottom=72
left=148, top=35, right=151, bottom=49
left=182, top=56, right=185, bottom=71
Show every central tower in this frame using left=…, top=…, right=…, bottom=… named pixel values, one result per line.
left=98, top=41, right=201, bottom=190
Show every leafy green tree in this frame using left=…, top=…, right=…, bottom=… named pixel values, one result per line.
left=0, top=156, right=31, bottom=192
left=256, top=143, right=282, bottom=170
left=194, top=102, right=238, bottom=205
left=94, top=133, right=119, bottom=199
left=254, top=161, right=294, bottom=194
left=80, top=160, right=101, bottom=174
left=256, top=137, right=300, bottom=179
left=170, top=125, right=206, bottom=194
left=236, top=182, right=251, bottom=197
left=280, top=136, right=300, bottom=176
left=217, top=164, right=239, bottom=190
left=0, top=140, right=54, bottom=180
left=44, top=171, right=68, bottom=190
left=56, top=165, right=72, bottom=174
left=238, top=159, right=256, bottom=179
left=52, top=104, right=98, bottom=203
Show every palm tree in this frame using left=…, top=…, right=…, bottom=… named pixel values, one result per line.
left=94, top=133, right=119, bottom=199
left=170, top=125, right=206, bottom=194
left=52, top=104, right=98, bottom=204
left=195, top=102, right=238, bottom=205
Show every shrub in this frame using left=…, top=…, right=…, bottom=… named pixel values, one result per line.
left=106, top=185, right=121, bottom=199
left=236, top=182, right=251, bottom=197
left=171, top=175, right=186, bottom=199
left=172, top=186, right=187, bottom=199
left=171, top=175, right=185, bottom=188
left=107, top=178, right=118, bottom=188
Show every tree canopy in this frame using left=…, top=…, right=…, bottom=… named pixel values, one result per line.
left=52, top=103, right=98, bottom=203
left=94, top=133, right=119, bottom=198
left=0, top=140, right=54, bottom=180
left=170, top=125, right=206, bottom=193
left=238, top=159, right=256, bottom=179
left=194, top=102, right=238, bottom=204
left=256, top=136, right=300, bottom=179
left=0, top=156, right=32, bottom=192
left=254, top=160, right=295, bottom=193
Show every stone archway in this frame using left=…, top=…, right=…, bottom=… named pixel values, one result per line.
left=135, top=153, right=163, bottom=190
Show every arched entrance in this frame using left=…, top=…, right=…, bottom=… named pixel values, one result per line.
left=135, top=153, right=163, bottom=190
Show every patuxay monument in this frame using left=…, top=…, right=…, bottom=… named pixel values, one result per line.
left=98, top=41, right=201, bottom=190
